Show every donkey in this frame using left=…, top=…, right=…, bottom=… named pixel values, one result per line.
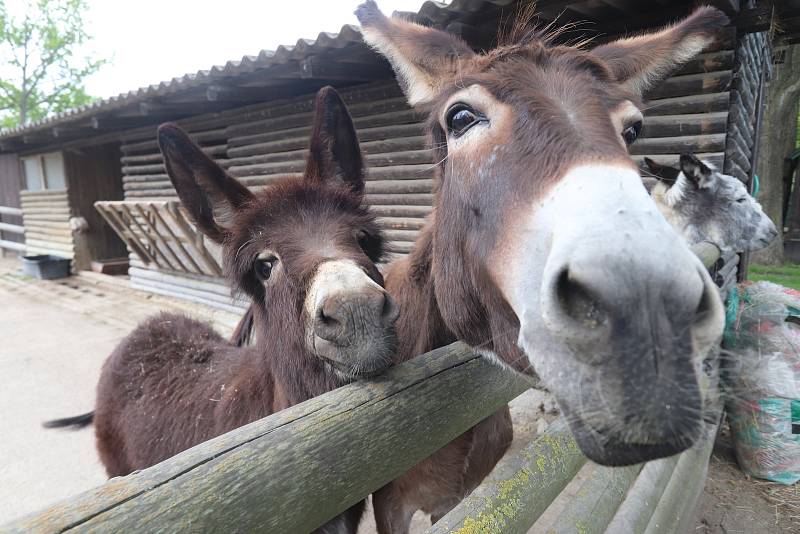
left=46, top=87, right=398, bottom=534
left=644, top=154, right=778, bottom=252
left=355, top=2, right=728, bottom=530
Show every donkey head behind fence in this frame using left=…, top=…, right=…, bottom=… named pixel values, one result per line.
left=159, top=89, right=399, bottom=381
left=357, top=1, right=728, bottom=466
left=645, top=154, right=778, bottom=253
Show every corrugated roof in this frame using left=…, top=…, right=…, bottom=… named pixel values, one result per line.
left=0, top=1, right=533, bottom=143
left=0, top=24, right=366, bottom=141
left=4, top=0, right=754, bottom=144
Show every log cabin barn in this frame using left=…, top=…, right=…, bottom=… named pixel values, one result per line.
left=0, top=0, right=797, bottom=311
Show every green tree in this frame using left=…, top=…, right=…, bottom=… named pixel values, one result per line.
left=0, top=0, right=106, bottom=129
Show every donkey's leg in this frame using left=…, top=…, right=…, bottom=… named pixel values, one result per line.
left=313, top=500, right=365, bottom=534
left=94, top=412, right=131, bottom=477
left=373, top=486, right=416, bottom=534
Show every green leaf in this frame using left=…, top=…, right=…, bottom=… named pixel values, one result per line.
left=0, top=0, right=108, bottom=129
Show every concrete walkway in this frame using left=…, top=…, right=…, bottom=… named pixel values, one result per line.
left=0, top=259, right=239, bottom=522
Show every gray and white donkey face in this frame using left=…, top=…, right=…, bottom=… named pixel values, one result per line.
left=645, top=154, right=778, bottom=252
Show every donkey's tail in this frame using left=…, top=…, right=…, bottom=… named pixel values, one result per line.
left=42, top=411, right=94, bottom=429
left=231, top=305, right=255, bottom=347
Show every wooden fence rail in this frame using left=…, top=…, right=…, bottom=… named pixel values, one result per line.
left=0, top=204, right=25, bottom=253
left=0, top=205, right=23, bottom=217
left=3, top=243, right=726, bottom=534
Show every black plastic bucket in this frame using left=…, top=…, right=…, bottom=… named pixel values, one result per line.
left=21, top=255, right=71, bottom=280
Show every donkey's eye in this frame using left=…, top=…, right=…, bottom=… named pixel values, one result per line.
left=254, top=257, right=276, bottom=281
left=445, top=104, right=485, bottom=137
left=736, top=197, right=748, bottom=204
left=622, top=121, right=643, bottom=146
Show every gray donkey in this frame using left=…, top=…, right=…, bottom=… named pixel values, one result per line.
left=645, top=154, right=778, bottom=252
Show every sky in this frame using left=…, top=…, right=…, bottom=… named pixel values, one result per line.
left=6, top=0, right=431, bottom=100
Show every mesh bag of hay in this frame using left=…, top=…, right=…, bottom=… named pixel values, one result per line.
left=725, top=281, right=800, bottom=485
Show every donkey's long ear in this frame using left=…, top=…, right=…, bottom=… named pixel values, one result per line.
left=305, top=86, right=365, bottom=195
left=158, top=123, right=254, bottom=243
left=591, top=7, right=728, bottom=97
left=679, top=153, right=715, bottom=189
left=644, top=157, right=680, bottom=187
left=355, top=1, right=475, bottom=105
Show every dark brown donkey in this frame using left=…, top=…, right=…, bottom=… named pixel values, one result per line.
left=356, top=2, right=728, bottom=531
left=45, top=87, right=398, bottom=534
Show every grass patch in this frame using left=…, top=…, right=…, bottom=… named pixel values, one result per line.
left=748, top=264, right=800, bottom=291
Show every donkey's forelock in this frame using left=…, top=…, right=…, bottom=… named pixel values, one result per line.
left=223, top=176, right=385, bottom=301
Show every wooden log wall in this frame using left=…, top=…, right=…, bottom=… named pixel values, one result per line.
left=115, top=29, right=738, bottom=310
left=722, top=31, right=769, bottom=184
left=0, top=154, right=25, bottom=254
left=20, top=189, right=75, bottom=260
left=633, top=27, right=736, bottom=171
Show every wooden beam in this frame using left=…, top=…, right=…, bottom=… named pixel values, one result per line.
left=429, top=420, right=586, bottom=534
left=0, top=206, right=23, bottom=217
left=0, top=238, right=25, bottom=252
left=298, top=55, right=391, bottom=81
left=0, top=222, right=25, bottom=234
left=4, top=343, right=531, bottom=533
left=205, top=85, right=267, bottom=103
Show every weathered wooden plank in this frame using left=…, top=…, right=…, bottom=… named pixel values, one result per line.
left=131, top=280, right=245, bottom=314
left=673, top=50, right=735, bottom=76
left=23, top=225, right=72, bottom=237
left=0, top=205, right=23, bottom=217
left=227, top=96, right=412, bottom=138
left=0, top=222, right=24, bottom=234
left=376, top=217, right=427, bottom=230
left=123, top=190, right=180, bottom=199
left=364, top=179, right=434, bottom=194
left=19, top=189, right=68, bottom=198
left=642, top=429, right=716, bottom=534
left=130, top=275, right=238, bottom=307
left=128, top=266, right=232, bottom=297
left=629, top=133, right=727, bottom=156
left=640, top=112, right=728, bottom=138
left=226, top=125, right=311, bottom=150
left=225, top=148, right=434, bottom=173
left=365, top=193, right=434, bottom=206
left=385, top=240, right=415, bottom=254
left=645, top=70, right=732, bottom=100
left=429, top=420, right=586, bottom=534
left=0, top=238, right=26, bottom=252
left=605, top=455, right=681, bottom=534
left=642, top=92, right=729, bottom=116
left=546, top=463, right=644, bottom=534
left=23, top=238, right=74, bottom=253
left=383, top=229, right=420, bottom=243
left=24, top=245, right=73, bottom=259
left=24, top=231, right=74, bottom=245
left=370, top=205, right=432, bottom=218
left=22, top=214, right=72, bottom=223
left=5, top=343, right=530, bottom=534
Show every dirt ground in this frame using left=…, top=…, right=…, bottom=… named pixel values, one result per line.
left=0, top=256, right=796, bottom=532
left=694, top=424, right=799, bottom=533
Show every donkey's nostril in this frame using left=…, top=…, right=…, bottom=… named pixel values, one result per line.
left=555, top=269, right=608, bottom=329
left=314, top=298, right=346, bottom=342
